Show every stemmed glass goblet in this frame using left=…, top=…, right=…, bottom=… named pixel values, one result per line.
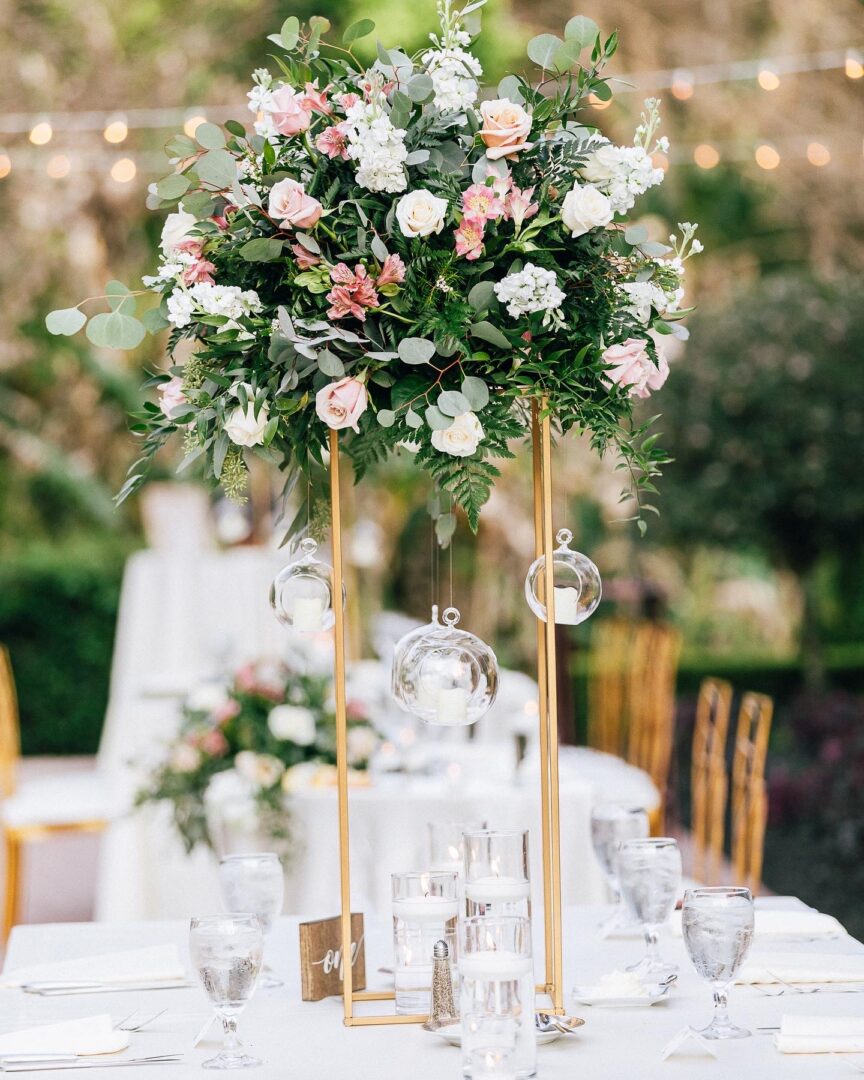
left=617, top=837, right=682, bottom=979
left=219, top=853, right=285, bottom=989
left=590, top=804, right=650, bottom=932
left=682, top=886, right=755, bottom=1039
left=189, top=914, right=263, bottom=1070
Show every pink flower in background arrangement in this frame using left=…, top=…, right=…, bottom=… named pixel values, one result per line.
left=346, top=699, right=369, bottom=722
left=198, top=729, right=229, bottom=757
left=503, top=185, right=539, bottom=230
left=268, top=178, right=323, bottom=230
left=315, top=376, right=369, bottom=432
left=300, top=80, right=333, bottom=116
left=270, top=85, right=312, bottom=136
left=234, top=663, right=258, bottom=694
left=461, top=184, right=506, bottom=222
left=316, top=123, right=350, bottom=160
left=158, top=376, right=186, bottom=417
left=600, top=338, right=670, bottom=399
left=376, top=253, right=406, bottom=288
left=454, top=216, right=486, bottom=261
left=291, top=242, right=321, bottom=270
left=337, top=92, right=359, bottom=111
left=182, top=257, right=216, bottom=286
left=213, top=699, right=241, bottom=726
left=326, top=263, right=379, bottom=320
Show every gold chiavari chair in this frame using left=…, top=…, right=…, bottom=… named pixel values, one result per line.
left=625, top=622, right=682, bottom=834
left=587, top=617, right=636, bottom=758
left=1, top=645, right=111, bottom=940
left=731, top=691, right=774, bottom=895
left=691, top=678, right=733, bottom=885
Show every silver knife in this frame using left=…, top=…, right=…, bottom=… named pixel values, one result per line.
left=23, top=983, right=195, bottom=997
left=2, top=1055, right=183, bottom=1072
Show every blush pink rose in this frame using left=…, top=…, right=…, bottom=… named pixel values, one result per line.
left=600, top=338, right=670, bottom=399
left=199, top=729, right=229, bottom=757
left=158, top=376, right=186, bottom=416
left=315, top=376, right=368, bottom=433
left=268, top=178, right=323, bottom=230
left=478, top=99, right=534, bottom=161
left=270, top=86, right=312, bottom=136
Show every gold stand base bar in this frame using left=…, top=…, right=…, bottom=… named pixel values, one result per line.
left=329, top=403, right=566, bottom=1025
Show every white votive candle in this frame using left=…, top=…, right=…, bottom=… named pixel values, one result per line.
left=465, top=876, right=531, bottom=904
left=436, top=686, right=468, bottom=725
left=459, top=950, right=534, bottom=981
left=392, top=895, right=460, bottom=922
left=553, top=586, right=580, bottom=625
left=292, top=596, right=324, bottom=631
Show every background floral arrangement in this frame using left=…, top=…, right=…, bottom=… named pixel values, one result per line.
left=136, top=658, right=380, bottom=852
left=46, top=0, right=700, bottom=541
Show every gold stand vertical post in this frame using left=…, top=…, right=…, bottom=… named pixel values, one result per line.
left=329, top=410, right=565, bottom=1024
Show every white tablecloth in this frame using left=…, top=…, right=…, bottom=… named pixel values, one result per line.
left=4, top=898, right=861, bottom=1078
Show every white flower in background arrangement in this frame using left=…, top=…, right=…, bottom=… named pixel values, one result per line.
left=395, top=189, right=449, bottom=237
left=166, top=283, right=262, bottom=330
left=431, top=411, right=484, bottom=457
left=169, top=742, right=201, bottom=773
left=580, top=98, right=667, bottom=214
left=494, top=263, right=566, bottom=323
left=347, top=726, right=379, bottom=766
left=224, top=400, right=270, bottom=447
left=186, top=682, right=230, bottom=714
left=204, top=769, right=259, bottom=831
left=342, top=93, right=408, bottom=193
left=618, top=280, right=674, bottom=324
left=281, top=761, right=322, bottom=794
left=166, top=290, right=196, bottom=328
left=560, top=184, right=614, bottom=237
left=268, top=704, right=317, bottom=746
left=235, top=750, right=285, bottom=789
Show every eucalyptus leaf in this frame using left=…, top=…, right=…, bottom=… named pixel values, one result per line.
left=497, top=75, right=523, bottom=102
left=164, top=134, right=197, bottom=159
left=641, top=241, right=672, bottom=257
left=370, top=235, right=389, bottom=262
left=405, top=73, right=434, bottom=102
left=564, top=15, right=599, bottom=48
left=438, top=390, right=471, bottom=417
left=376, top=40, right=392, bottom=66
left=195, top=122, right=226, bottom=150
left=141, top=306, right=170, bottom=333
left=86, top=311, right=146, bottom=350
left=317, top=349, right=345, bottom=377
left=155, top=174, right=191, bottom=200
left=405, top=149, right=430, bottom=166
left=624, top=223, right=649, bottom=245
left=470, top=320, right=511, bottom=350
left=225, top=120, right=246, bottom=138
left=294, top=232, right=321, bottom=254
left=239, top=237, right=284, bottom=262
left=527, top=33, right=565, bottom=69
left=376, top=409, right=396, bottom=428
left=45, top=307, right=86, bottom=336
left=405, top=408, right=422, bottom=429
left=343, top=18, right=375, bottom=43
left=467, top=280, right=496, bottom=312
left=280, top=15, right=300, bottom=49
left=183, top=191, right=216, bottom=218
left=461, top=376, right=489, bottom=410
left=398, top=337, right=436, bottom=365
left=197, top=148, right=236, bottom=190
left=425, top=405, right=452, bottom=430
left=105, top=280, right=134, bottom=313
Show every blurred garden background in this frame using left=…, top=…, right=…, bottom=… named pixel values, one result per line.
left=1, top=0, right=863, bottom=930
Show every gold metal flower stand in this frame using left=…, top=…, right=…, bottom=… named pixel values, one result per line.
left=328, top=397, right=565, bottom=1026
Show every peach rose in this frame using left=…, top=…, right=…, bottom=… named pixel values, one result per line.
left=315, top=376, right=368, bottom=433
left=600, top=338, right=670, bottom=399
left=270, top=86, right=311, bottom=136
left=478, top=99, right=534, bottom=161
left=268, top=178, right=323, bottom=230
left=158, top=376, right=186, bottom=417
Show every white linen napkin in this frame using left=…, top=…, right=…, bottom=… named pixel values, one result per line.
left=0, top=944, right=186, bottom=988
left=672, top=908, right=845, bottom=940
left=774, top=1015, right=864, bottom=1054
left=0, top=1015, right=129, bottom=1056
left=737, top=951, right=864, bottom=984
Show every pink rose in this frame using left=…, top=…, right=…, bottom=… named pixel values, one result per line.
left=600, top=338, right=670, bottom=399
left=270, top=86, right=311, bottom=136
left=268, top=178, right=323, bottom=230
left=158, top=376, right=186, bottom=417
left=315, top=376, right=368, bottom=433
left=199, top=729, right=229, bottom=757
left=213, top=700, right=241, bottom=726
left=478, top=99, right=534, bottom=161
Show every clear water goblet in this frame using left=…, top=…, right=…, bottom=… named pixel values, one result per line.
left=682, top=886, right=755, bottom=1039
left=617, top=837, right=682, bottom=979
left=218, top=853, right=284, bottom=989
left=590, top=804, right=649, bottom=932
left=189, top=914, right=263, bottom=1070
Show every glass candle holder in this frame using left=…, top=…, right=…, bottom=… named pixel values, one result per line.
left=469, top=1046, right=517, bottom=1080
left=392, top=870, right=459, bottom=1015
left=428, top=820, right=486, bottom=877
left=464, top=829, right=531, bottom=919
left=460, top=916, right=536, bottom=1080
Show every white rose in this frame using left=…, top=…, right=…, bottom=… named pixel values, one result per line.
left=281, top=761, right=321, bottom=794
left=187, top=683, right=229, bottom=714
left=560, top=184, right=614, bottom=238
left=347, top=726, right=379, bottom=766
left=225, top=401, right=269, bottom=447
left=431, top=412, right=484, bottom=457
left=235, top=751, right=285, bottom=789
left=169, top=742, right=201, bottom=773
left=268, top=704, right=317, bottom=746
left=395, top=189, right=449, bottom=238
left=581, top=144, right=621, bottom=185
left=160, top=208, right=198, bottom=253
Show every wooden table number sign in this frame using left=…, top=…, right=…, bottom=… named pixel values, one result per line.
left=299, top=913, right=366, bottom=1002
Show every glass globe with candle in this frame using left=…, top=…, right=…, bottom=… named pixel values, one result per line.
left=390, top=605, right=442, bottom=706
left=270, top=537, right=344, bottom=633
left=391, top=607, right=499, bottom=728
left=524, top=529, right=601, bottom=626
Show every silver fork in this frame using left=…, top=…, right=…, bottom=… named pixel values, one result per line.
left=113, top=1010, right=168, bottom=1033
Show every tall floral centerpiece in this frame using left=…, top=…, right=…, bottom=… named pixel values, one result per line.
left=47, top=0, right=700, bottom=541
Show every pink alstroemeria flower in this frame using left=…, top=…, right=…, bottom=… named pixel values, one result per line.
left=182, top=257, right=216, bottom=286
left=503, top=185, right=539, bottom=230
left=376, top=253, right=406, bottom=287
left=461, top=183, right=506, bottom=221
left=454, top=216, right=486, bottom=261
left=337, top=92, right=360, bottom=111
left=327, top=264, right=380, bottom=321
left=301, top=80, right=333, bottom=116
left=291, top=243, right=321, bottom=270
left=316, top=123, right=351, bottom=160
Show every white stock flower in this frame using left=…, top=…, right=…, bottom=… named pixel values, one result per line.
left=166, top=290, right=196, bottom=328
left=560, top=184, right=614, bottom=237
left=395, top=189, right=449, bottom=237
left=166, top=283, right=262, bottom=330
left=225, top=400, right=270, bottom=447
left=160, top=208, right=198, bottom=254
left=494, top=263, right=566, bottom=322
left=235, top=750, right=285, bottom=789
left=579, top=142, right=664, bottom=214
left=343, top=97, right=408, bottom=193
left=268, top=704, right=317, bottom=746
left=431, top=412, right=484, bottom=457
left=422, top=45, right=482, bottom=112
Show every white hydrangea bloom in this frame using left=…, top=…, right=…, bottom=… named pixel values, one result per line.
left=581, top=142, right=665, bottom=215
left=494, top=263, right=566, bottom=324
left=166, top=290, right=196, bottom=328
left=422, top=45, right=482, bottom=112
left=166, top=284, right=263, bottom=329
left=342, top=96, right=408, bottom=193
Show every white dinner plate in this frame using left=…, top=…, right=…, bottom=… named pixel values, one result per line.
left=430, top=1023, right=563, bottom=1047
left=570, top=983, right=671, bottom=1008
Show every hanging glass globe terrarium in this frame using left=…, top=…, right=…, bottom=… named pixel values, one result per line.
left=270, top=537, right=344, bottom=632
left=391, top=607, right=499, bottom=727
left=524, top=528, right=602, bottom=626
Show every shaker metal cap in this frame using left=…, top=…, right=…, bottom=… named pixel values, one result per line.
left=433, top=939, right=449, bottom=960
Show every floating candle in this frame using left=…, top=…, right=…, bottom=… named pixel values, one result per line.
left=464, top=876, right=531, bottom=904
left=459, top=950, right=534, bottom=981
left=392, top=895, right=460, bottom=922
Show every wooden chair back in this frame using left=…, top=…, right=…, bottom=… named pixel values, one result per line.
left=731, top=691, right=774, bottom=894
left=626, top=622, right=682, bottom=830
left=691, top=678, right=733, bottom=884
left=0, top=646, right=21, bottom=799
left=587, top=617, right=636, bottom=757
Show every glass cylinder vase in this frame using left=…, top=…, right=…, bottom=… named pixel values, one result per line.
left=464, top=829, right=531, bottom=920
left=392, top=870, right=459, bottom=1015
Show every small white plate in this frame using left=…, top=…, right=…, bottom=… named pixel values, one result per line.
left=570, top=983, right=671, bottom=1008
left=430, top=1023, right=563, bottom=1047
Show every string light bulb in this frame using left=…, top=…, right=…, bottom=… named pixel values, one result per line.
left=110, top=157, right=137, bottom=182
left=757, top=68, right=780, bottom=91
left=46, top=154, right=70, bottom=178
left=670, top=70, right=694, bottom=100
left=755, top=143, right=780, bottom=170
left=806, top=142, right=831, bottom=167
left=846, top=52, right=864, bottom=79
left=29, top=121, right=53, bottom=145
left=0, top=153, right=11, bottom=179
left=103, top=117, right=128, bottom=144
left=693, top=143, right=720, bottom=169
left=183, top=114, right=207, bottom=138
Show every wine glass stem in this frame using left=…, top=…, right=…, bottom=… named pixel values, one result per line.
left=220, top=1014, right=241, bottom=1057
left=712, top=986, right=730, bottom=1027
left=644, top=925, right=659, bottom=962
